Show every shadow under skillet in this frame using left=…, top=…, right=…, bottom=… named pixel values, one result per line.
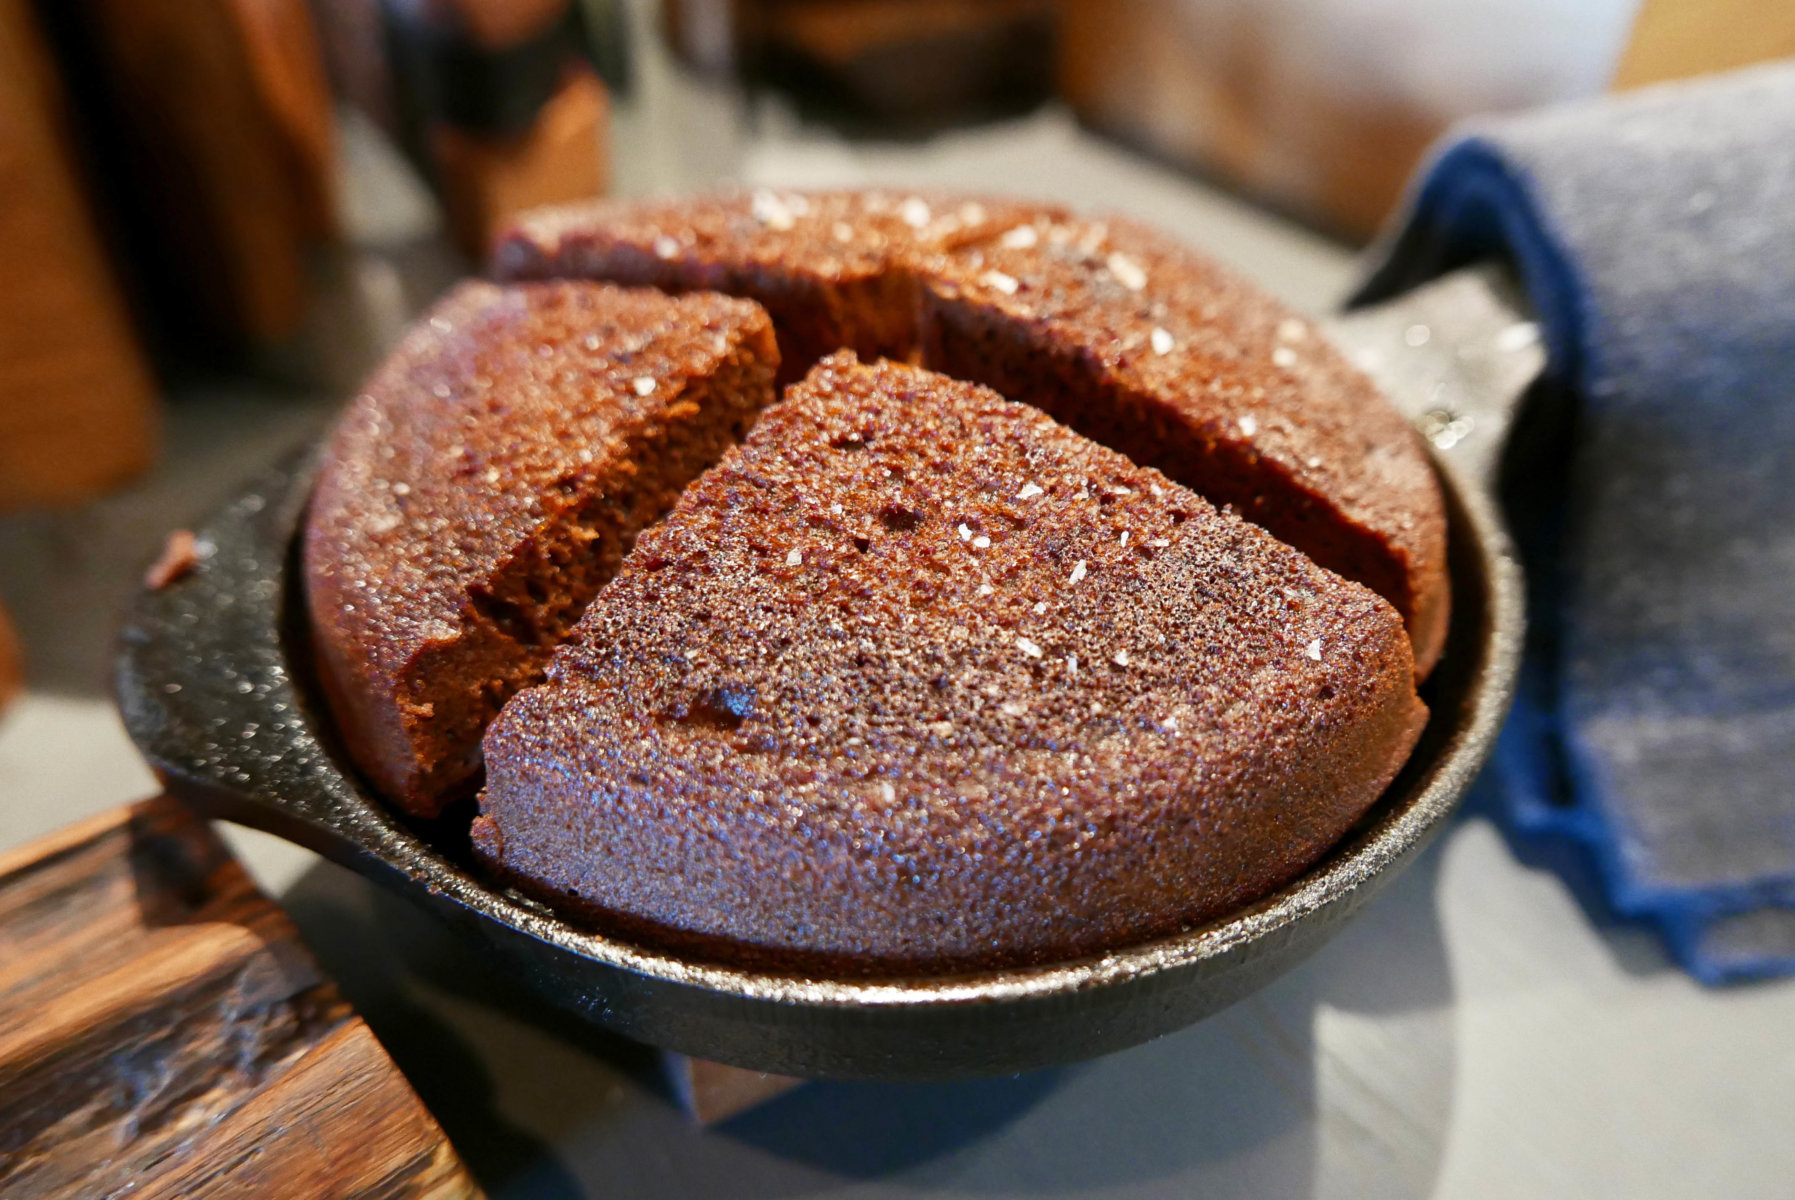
left=280, top=860, right=588, bottom=1200
left=1462, top=784, right=1678, bottom=981
left=717, top=840, right=1456, bottom=1200
left=277, top=832, right=1457, bottom=1200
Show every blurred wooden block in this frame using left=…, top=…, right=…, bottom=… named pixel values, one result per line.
left=431, top=67, right=610, bottom=259
left=0, top=600, right=19, bottom=715
left=663, top=1052, right=803, bottom=1124
left=1611, top=0, right=1795, bottom=90
left=0, top=797, right=482, bottom=1199
left=1057, top=0, right=1453, bottom=240
left=79, top=0, right=338, bottom=343
left=1059, top=0, right=1795, bottom=241
left=670, top=0, right=1055, bottom=120
left=0, top=0, right=157, bottom=510
left=750, top=0, right=1052, bottom=66
left=433, top=0, right=572, bottom=49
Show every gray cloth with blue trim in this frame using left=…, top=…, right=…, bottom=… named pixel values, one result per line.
left=1358, top=61, right=1795, bottom=982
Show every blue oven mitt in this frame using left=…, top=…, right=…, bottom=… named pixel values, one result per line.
left=1357, top=61, right=1795, bottom=983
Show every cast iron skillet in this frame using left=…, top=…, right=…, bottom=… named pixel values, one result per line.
left=117, top=265, right=1539, bottom=1081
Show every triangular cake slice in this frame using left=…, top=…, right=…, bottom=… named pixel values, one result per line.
left=473, top=353, right=1426, bottom=974
left=304, top=281, right=779, bottom=815
left=494, top=191, right=1448, bottom=678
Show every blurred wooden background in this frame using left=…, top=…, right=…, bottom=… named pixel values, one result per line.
left=0, top=0, right=157, bottom=512
left=2, top=0, right=1789, bottom=516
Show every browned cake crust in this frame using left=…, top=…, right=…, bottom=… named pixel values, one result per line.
left=473, top=354, right=1427, bottom=975
left=494, top=190, right=1051, bottom=385
left=918, top=213, right=1450, bottom=677
left=303, top=280, right=779, bottom=815
left=492, top=191, right=1448, bottom=678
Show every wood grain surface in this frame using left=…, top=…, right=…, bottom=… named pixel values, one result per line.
left=0, top=797, right=482, bottom=1199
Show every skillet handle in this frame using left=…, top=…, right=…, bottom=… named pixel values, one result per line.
left=1323, top=263, right=1547, bottom=492
left=112, top=446, right=415, bottom=880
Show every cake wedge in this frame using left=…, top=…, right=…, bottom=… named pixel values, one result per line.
left=304, top=281, right=779, bottom=815
left=474, top=353, right=1426, bottom=973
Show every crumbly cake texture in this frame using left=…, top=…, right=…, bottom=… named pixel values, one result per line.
left=304, top=280, right=779, bottom=816
left=473, top=354, right=1426, bottom=974
left=493, top=191, right=1447, bottom=677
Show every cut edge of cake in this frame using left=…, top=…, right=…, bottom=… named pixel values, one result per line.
left=303, top=281, right=781, bottom=815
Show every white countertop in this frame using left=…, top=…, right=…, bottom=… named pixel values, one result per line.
left=3, top=51, right=1791, bottom=1200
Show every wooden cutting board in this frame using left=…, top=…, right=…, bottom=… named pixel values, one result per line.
left=0, top=796, right=482, bottom=1199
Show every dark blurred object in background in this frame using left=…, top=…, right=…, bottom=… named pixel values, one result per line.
left=0, top=0, right=157, bottom=509
left=0, top=599, right=17, bottom=714
left=428, top=67, right=609, bottom=257
left=0, top=0, right=616, bottom=514
left=666, top=0, right=1055, bottom=129
left=5, top=0, right=1791, bottom=522
left=389, top=0, right=612, bottom=257
left=311, top=0, right=616, bottom=258
left=308, top=0, right=401, bottom=134
left=24, top=0, right=614, bottom=364
left=58, top=0, right=340, bottom=346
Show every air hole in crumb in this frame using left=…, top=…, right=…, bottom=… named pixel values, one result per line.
left=879, top=504, right=921, bottom=532
left=852, top=536, right=872, bottom=553
left=469, top=587, right=538, bottom=644
left=830, top=432, right=870, bottom=451
left=669, top=684, right=757, bottom=731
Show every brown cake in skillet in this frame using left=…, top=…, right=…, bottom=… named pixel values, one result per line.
left=493, top=191, right=1447, bottom=678
left=471, top=353, right=1427, bottom=974
left=304, top=280, right=779, bottom=815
